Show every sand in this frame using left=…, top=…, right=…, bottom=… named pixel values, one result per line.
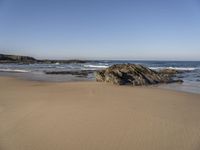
left=0, top=77, right=200, bottom=150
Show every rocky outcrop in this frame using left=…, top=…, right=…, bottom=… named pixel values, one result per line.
left=95, top=64, right=183, bottom=86
left=45, top=70, right=94, bottom=77
left=0, top=54, right=36, bottom=63
left=0, top=54, right=92, bottom=64
left=158, top=69, right=183, bottom=75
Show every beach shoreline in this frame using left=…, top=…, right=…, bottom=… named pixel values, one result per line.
left=0, top=76, right=200, bottom=150
left=1, top=60, right=200, bottom=94
left=0, top=73, right=199, bottom=95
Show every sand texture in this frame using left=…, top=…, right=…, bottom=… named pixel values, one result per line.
left=0, top=77, right=200, bottom=150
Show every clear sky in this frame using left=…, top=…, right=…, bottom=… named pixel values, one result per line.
left=0, top=0, right=200, bottom=60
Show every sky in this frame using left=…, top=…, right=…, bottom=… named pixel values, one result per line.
left=0, top=0, right=200, bottom=60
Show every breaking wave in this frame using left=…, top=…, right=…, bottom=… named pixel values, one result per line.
left=150, top=67, right=197, bottom=71
left=0, top=69, right=30, bottom=73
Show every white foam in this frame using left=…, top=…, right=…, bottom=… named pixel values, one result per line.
left=149, top=67, right=163, bottom=70
left=167, top=67, right=196, bottom=71
left=150, top=67, right=196, bottom=71
left=84, top=64, right=109, bottom=68
left=56, top=66, right=65, bottom=69
left=0, top=69, right=30, bottom=73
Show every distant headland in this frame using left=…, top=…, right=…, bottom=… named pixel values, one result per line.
left=0, top=54, right=92, bottom=64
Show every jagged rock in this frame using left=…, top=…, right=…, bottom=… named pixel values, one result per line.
left=95, top=64, right=183, bottom=86
left=158, top=69, right=183, bottom=75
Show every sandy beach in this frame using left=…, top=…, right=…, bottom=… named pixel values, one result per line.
left=0, top=77, right=200, bottom=150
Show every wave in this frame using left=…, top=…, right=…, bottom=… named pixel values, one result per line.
left=55, top=66, right=65, bottom=69
left=0, top=69, right=30, bottom=73
left=84, top=64, right=109, bottom=68
left=149, top=67, right=196, bottom=71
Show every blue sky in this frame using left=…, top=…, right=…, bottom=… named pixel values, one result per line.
left=0, top=0, right=200, bottom=60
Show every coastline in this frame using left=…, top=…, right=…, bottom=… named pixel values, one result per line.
left=1, top=60, right=200, bottom=94
left=0, top=76, right=200, bottom=150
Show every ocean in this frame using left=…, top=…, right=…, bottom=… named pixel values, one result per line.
left=0, top=61, right=200, bottom=94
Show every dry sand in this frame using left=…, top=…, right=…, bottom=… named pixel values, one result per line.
left=0, top=77, right=200, bottom=150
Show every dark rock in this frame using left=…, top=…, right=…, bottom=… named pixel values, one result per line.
left=0, top=54, right=36, bottom=63
left=95, top=64, right=183, bottom=86
left=45, top=70, right=94, bottom=77
left=158, top=69, right=183, bottom=75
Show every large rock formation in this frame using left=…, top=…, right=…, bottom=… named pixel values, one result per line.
left=95, top=64, right=183, bottom=86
